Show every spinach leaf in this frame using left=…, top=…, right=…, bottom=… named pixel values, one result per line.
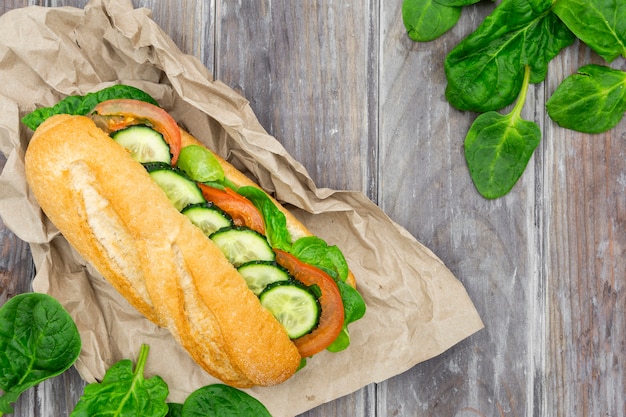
left=444, top=0, right=575, bottom=112
left=402, top=0, right=624, bottom=199
left=402, top=0, right=462, bottom=42
left=0, top=293, right=81, bottom=416
left=181, top=384, right=271, bottom=417
left=337, top=280, right=367, bottom=325
left=290, top=236, right=349, bottom=282
left=465, top=66, right=540, bottom=199
left=166, top=403, right=184, bottom=417
left=236, top=186, right=292, bottom=251
left=326, top=328, right=352, bottom=353
left=326, top=280, right=367, bottom=352
left=22, top=84, right=158, bottom=131
left=552, top=0, right=626, bottom=63
left=435, top=0, right=484, bottom=6
left=70, top=344, right=169, bottom=417
left=546, top=64, right=626, bottom=133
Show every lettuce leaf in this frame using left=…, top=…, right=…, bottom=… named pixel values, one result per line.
left=22, top=84, right=158, bottom=130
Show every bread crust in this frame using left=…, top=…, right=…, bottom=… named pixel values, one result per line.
left=24, top=114, right=302, bottom=387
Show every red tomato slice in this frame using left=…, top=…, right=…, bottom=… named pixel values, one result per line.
left=91, top=99, right=182, bottom=164
left=274, top=249, right=345, bottom=358
left=198, top=184, right=266, bottom=235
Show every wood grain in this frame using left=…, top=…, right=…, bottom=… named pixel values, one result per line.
left=545, top=42, right=626, bottom=417
left=1, top=1, right=625, bottom=416
left=378, top=1, right=544, bottom=415
left=215, top=0, right=377, bottom=195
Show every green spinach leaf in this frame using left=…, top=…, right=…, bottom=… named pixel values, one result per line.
left=326, top=328, right=352, bottom=353
left=181, top=384, right=271, bottom=417
left=326, top=280, right=367, bottom=352
left=402, top=0, right=462, bottom=42
left=0, top=293, right=81, bottom=416
left=70, top=344, right=169, bottom=417
left=465, top=66, right=540, bottom=199
left=445, top=0, right=575, bottom=112
left=337, top=280, right=367, bottom=326
left=290, top=236, right=349, bottom=282
left=403, top=0, right=624, bottom=199
left=546, top=64, right=626, bottom=133
left=22, top=84, right=158, bottom=131
left=435, top=0, right=484, bottom=7
left=166, top=403, right=184, bottom=417
left=552, top=0, right=626, bottom=62
left=236, top=186, right=292, bottom=251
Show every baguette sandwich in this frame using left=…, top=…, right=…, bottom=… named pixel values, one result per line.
left=22, top=86, right=365, bottom=388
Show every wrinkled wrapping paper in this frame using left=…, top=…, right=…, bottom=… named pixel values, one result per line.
left=0, top=1, right=483, bottom=415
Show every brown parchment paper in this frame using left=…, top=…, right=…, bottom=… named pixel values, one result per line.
left=0, top=1, right=483, bottom=416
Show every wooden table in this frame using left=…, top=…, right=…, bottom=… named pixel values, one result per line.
left=1, top=1, right=624, bottom=416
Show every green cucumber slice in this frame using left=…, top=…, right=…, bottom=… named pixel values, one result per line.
left=209, top=226, right=275, bottom=267
left=182, top=203, right=233, bottom=236
left=260, top=281, right=320, bottom=339
left=237, top=261, right=291, bottom=295
left=145, top=163, right=205, bottom=211
left=111, top=125, right=171, bottom=164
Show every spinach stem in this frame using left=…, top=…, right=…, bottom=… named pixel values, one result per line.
left=135, top=344, right=150, bottom=376
left=512, top=65, right=531, bottom=119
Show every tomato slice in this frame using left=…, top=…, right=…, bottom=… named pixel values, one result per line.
left=91, top=99, right=182, bottom=164
left=198, top=184, right=266, bottom=235
left=274, top=249, right=345, bottom=358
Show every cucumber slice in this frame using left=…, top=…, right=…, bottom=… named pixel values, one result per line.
left=182, top=203, right=232, bottom=236
left=111, top=125, right=171, bottom=164
left=237, top=261, right=291, bottom=295
left=210, top=226, right=275, bottom=267
left=145, top=163, right=205, bottom=211
left=260, top=281, right=320, bottom=339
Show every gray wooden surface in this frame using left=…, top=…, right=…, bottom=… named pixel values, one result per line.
left=1, top=1, right=625, bottom=416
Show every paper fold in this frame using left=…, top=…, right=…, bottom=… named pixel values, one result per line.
left=0, top=1, right=483, bottom=415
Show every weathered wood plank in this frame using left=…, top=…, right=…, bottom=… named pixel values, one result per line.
left=0, top=210, right=33, bottom=304
left=376, top=1, right=544, bottom=415
left=215, top=0, right=377, bottom=196
left=544, top=41, right=626, bottom=417
left=135, top=0, right=214, bottom=69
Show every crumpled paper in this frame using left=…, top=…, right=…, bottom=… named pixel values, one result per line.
left=0, top=0, right=483, bottom=415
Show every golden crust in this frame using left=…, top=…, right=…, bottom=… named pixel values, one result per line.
left=24, top=114, right=301, bottom=387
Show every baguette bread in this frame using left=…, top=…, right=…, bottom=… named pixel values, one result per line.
left=24, top=114, right=304, bottom=387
